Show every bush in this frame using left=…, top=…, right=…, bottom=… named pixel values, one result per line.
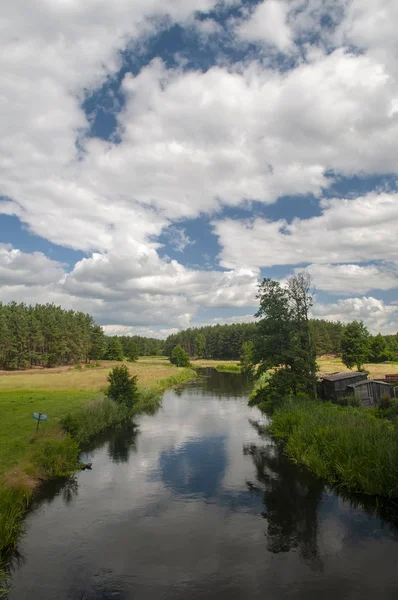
left=106, top=365, right=139, bottom=409
left=380, top=393, right=391, bottom=408
left=74, top=364, right=82, bottom=370
left=336, top=394, right=361, bottom=407
left=170, top=345, right=190, bottom=367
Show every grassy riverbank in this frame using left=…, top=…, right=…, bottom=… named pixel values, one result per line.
left=0, top=361, right=196, bottom=555
left=269, top=398, right=398, bottom=498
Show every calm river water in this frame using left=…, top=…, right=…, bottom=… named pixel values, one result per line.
left=8, top=369, right=398, bottom=599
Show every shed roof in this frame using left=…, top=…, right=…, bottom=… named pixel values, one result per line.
left=321, top=372, right=367, bottom=382
left=348, top=380, right=392, bottom=389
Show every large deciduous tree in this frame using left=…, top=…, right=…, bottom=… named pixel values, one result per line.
left=341, top=321, right=370, bottom=371
left=253, top=273, right=317, bottom=402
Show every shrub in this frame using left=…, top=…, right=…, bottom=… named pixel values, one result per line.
left=380, top=393, right=391, bottom=408
left=170, top=345, right=190, bottom=367
left=106, top=365, right=139, bottom=409
left=60, top=413, right=81, bottom=439
left=336, top=395, right=361, bottom=407
left=74, top=364, right=82, bottom=370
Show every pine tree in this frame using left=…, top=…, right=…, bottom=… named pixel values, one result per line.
left=125, top=338, right=139, bottom=362
left=105, top=337, right=124, bottom=361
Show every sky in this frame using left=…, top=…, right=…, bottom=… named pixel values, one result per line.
left=1, top=0, right=398, bottom=338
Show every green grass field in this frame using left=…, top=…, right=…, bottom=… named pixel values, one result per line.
left=0, top=360, right=196, bottom=480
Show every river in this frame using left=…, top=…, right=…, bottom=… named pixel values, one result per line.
left=7, top=369, right=398, bottom=599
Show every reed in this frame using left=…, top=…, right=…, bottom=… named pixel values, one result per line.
left=269, top=398, right=398, bottom=497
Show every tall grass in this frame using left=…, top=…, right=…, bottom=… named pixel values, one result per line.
left=215, top=364, right=241, bottom=373
left=269, top=398, right=398, bottom=497
left=0, top=561, right=10, bottom=599
left=0, top=485, right=31, bottom=555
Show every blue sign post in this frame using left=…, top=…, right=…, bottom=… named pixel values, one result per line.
left=33, top=412, right=47, bottom=433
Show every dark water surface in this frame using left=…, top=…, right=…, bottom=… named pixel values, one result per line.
left=8, top=369, right=398, bottom=599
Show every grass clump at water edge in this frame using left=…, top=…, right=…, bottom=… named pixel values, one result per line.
left=269, top=398, right=398, bottom=498
left=215, top=364, right=242, bottom=373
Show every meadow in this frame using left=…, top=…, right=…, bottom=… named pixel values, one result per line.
left=317, top=356, right=398, bottom=379
left=0, top=360, right=197, bottom=479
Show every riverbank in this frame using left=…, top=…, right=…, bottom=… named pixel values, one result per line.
left=0, top=363, right=196, bottom=556
left=268, top=397, right=398, bottom=498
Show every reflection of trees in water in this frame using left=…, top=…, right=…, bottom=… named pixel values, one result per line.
left=30, top=474, right=80, bottom=509
left=107, top=422, right=138, bottom=464
left=189, top=368, right=253, bottom=399
left=244, top=419, right=324, bottom=568
left=246, top=419, right=398, bottom=566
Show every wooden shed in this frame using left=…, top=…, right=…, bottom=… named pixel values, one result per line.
left=319, top=372, right=368, bottom=402
left=347, top=380, right=396, bottom=407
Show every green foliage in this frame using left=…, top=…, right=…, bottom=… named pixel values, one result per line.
left=0, top=484, right=31, bottom=555
left=239, top=340, right=255, bottom=374
left=255, top=273, right=317, bottom=398
left=195, top=333, right=206, bottom=358
left=369, top=333, right=392, bottom=363
left=108, top=335, right=164, bottom=357
left=270, top=399, right=398, bottom=497
left=163, top=318, right=350, bottom=361
left=215, top=363, right=241, bottom=373
left=309, top=319, right=346, bottom=355
left=104, top=336, right=124, bottom=361
left=106, top=365, right=139, bottom=409
left=0, top=561, right=10, bottom=598
left=170, top=345, right=190, bottom=367
left=74, top=364, right=82, bottom=370
left=124, top=338, right=139, bottom=362
left=341, top=321, right=371, bottom=370
left=165, top=322, right=258, bottom=360
left=374, top=398, right=398, bottom=422
left=0, top=301, right=105, bottom=370
left=335, top=394, right=361, bottom=407
left=30, top=434, right=80, bottom=478
left=61, top=398, right=131, bottom=444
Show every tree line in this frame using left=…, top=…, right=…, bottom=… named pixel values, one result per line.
left=163, top=319, right=397, bottom=363
left=164, top=319, right=347, bottom=360
left=0, top=302, right=106, bottom=369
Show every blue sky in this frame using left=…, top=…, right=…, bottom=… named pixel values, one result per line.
left=1, top=0, right=398, bottom=336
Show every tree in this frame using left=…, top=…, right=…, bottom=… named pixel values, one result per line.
left=170, top=345, right=190, bottom=367
left=195, top=333, right=206, bottom=358
left=89, top=324, right=106, bottom=362
left=253, top=273, right=317, bottom=401
left=341, top=321, right=370, bottom=371
left=106, top=365, right=138, bottom=409
left=124, top=338, right=139, bottom=362
left=240, top=340, right=255, bottom=375
left=369, top=333, right=390, bottom=363
left=105, top=336, right=124, bottom=361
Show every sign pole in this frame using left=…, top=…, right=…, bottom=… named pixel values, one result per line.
left=36, top=412, right=41, bottom=434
